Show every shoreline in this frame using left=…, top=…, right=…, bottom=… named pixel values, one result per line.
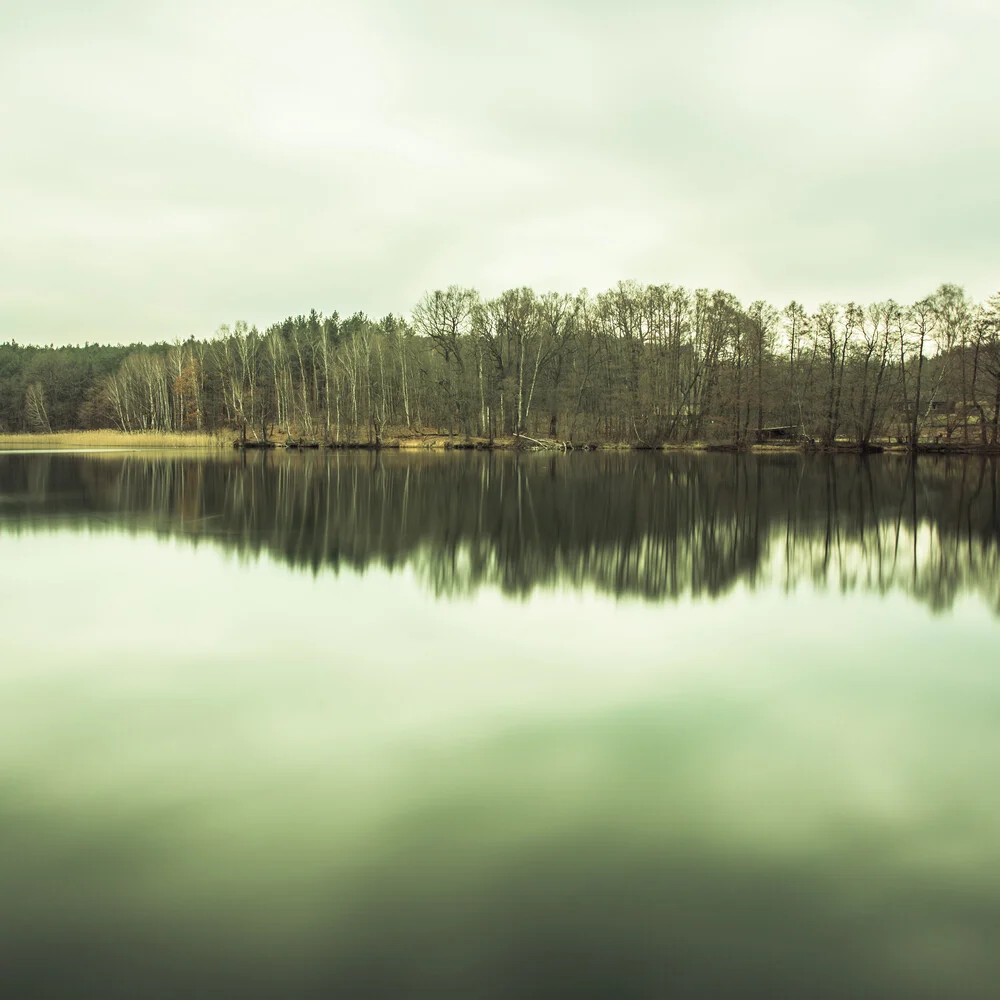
left=2, top=429, right=999, bottom=456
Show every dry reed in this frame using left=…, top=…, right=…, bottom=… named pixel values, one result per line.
left=0, top=430, right=228, bottom=449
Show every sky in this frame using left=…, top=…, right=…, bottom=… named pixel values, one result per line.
left=3, top=0, right=999, bottom=346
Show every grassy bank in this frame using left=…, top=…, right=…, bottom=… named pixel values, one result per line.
left=0, top=430, right=228, bottom=449
left=3, top=428, right=998, bottom=455
left=256, top=436, right=1000, bottom=454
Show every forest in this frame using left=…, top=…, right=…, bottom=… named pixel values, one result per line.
left=3, top=281, right=1000, bottom=448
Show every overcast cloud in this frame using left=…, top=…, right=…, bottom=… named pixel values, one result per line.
left=3, top=0, right=999, bottom=345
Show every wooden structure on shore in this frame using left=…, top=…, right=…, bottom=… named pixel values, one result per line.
left=755, top=426, right=800, bottom=443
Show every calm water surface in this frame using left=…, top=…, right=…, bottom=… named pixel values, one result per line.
left=2, top=451, right=999, bottom=998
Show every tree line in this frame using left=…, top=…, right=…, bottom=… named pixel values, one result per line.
left=4, top=282, right=1000, bottom=446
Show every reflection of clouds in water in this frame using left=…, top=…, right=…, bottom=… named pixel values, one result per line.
left=4, top=668, right=1000, bottom=998
left=3, top=452, right=1000, bottom=997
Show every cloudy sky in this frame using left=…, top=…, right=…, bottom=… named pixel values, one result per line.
left=3, top=0, right=999, bottom=345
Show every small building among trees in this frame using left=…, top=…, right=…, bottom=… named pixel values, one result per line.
left=755, top=425, right=800, bottom=443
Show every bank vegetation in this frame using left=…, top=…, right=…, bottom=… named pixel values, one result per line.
left=3, top=282, right=1000, bottom=451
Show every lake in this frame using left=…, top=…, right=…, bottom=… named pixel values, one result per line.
left=2, top=450, right=999, bottom=998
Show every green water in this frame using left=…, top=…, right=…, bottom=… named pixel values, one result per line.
left=2, top=451, right=999, bottom=998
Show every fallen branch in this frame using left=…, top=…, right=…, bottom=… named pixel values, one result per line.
left=516, top=434, right=568, bottom=451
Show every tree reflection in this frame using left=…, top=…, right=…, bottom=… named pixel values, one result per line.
left=2, top=451, right=999, bottom=613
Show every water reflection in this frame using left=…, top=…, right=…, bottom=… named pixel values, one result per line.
left=2, top=450, right=999, bottom=611
left=3, top=451, right=1000, bottom=999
